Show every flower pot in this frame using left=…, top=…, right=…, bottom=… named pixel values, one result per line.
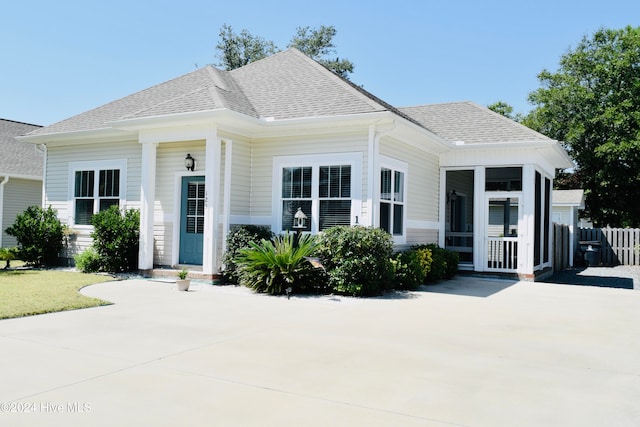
left=176, top=279, right=190, bottom=291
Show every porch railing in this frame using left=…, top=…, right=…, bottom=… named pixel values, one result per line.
left=487, top=237, right=518, bottom=271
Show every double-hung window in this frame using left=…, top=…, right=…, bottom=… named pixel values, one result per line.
left=275, top=153, right=361, bottom=233
left=70, top=160, right=126, bottom=226
left=379, top=156, right=407, bottom=238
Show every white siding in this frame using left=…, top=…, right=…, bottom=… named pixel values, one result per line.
left=45, top=139, right=141, bottom=257
left=406, top=228, right=439, bottom=246
left=1, top=179, right=42, bottom=247
left=229, top=138, right=251, bottom=217
left=154, top=140, right=206, bottom=265
left=251, top=133, right=369, bottom=223
left=379, top=137, right=440, bottom=222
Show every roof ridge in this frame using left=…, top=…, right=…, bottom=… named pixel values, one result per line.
left=204, top=66, right=228, bottom=109
left=120, top=85, right=217, bottom=119
left=0, top=118, right=42, bottom=128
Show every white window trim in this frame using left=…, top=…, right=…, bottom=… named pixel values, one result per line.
left=68, top=159, right=127, bottom=229
left=379, top=155, right=408, bottom=244
left=272, top=153, right=362, bottom=233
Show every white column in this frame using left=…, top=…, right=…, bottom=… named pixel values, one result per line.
left=438, top=168, right=447, bottom=248
left=221, top=139, right=232, bottom=257
left=520, top=164, right=536, bottom=276
left=473, top=166, right=485, bottom=270
left=366, top=125, right=376, bottom=227
left=138, top=142, right=157, bottom=270
left=203, top=132, right=221, bottom=275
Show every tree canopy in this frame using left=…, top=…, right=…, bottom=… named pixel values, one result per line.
left=525, top=26, right=640, bottom=227
left=487, top=101, right=523, bottom=122
left=214, top=24, right=354, bottom=79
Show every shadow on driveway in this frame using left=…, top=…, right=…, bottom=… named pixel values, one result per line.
left=542, top=267, right=635, bottom=289
left=422, top=276, right=519, bottom=298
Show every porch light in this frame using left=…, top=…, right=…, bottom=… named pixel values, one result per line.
left=293, top=207, right=307, bottom=229
left=185, top=153, right=195, bottom=171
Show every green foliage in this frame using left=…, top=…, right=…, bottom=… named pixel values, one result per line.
left=223, top=225, right=274, bottom=285
left=487, top=101, right=523, bottom=122
left=288, top=25, right=354, bottom=78
left=177, top=268, right=188, bottom=280
left=215, top=23, right=354, bottom=79
left=526, top=26, right=640, bottom=227
left=215, top=23, right=278, bottom=70
left=442, top=248, right=460, bottom=279
left=74, top=247, right=102, bottom=273
left=316, top=226, right=394, bottom=296
left=412, top=244, right=458, bottom=283
left=0, top=247, right=19, bottom=269
left=5, top=205, right=64, bottom=266
left=236, top=232, right=324, bottom=295
left=392, top=249, right=427, bottom=290
left=90, top=205, right=140, bottom=273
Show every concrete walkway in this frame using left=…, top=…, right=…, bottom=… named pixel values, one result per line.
left=1, top=277, right=640, bottom=426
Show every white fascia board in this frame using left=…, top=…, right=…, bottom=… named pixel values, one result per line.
left=17, top=127, right=134, bottom=146
left=446, top=140, right=573, bottom=169
left=0, top=172, right=42, bottom=181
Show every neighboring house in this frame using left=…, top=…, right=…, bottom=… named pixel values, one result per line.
left=0, top=119, right=43, bottom=248
left=21, top=48, right=572, bottom=280
left=552, top=189, right=585, bottom=267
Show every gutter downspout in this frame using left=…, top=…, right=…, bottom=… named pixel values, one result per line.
left=0, top=175, right=9, bottom=247
left=367, top=120, right=396, bottom=228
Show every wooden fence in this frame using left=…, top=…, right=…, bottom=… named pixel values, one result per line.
left=578, top=228, right=640, bottom=266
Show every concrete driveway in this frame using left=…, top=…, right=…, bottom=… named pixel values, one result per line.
left=1, top=276, right=639, bottom=426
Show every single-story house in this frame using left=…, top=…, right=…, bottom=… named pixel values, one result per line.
left=0, top=119, right=43, bottom=247
left=20, top=48, right=572, bottom=280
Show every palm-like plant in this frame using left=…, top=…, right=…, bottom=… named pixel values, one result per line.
left=236, top=232, right=324, bottom=295
left=0, top=247, right=19, bottom=269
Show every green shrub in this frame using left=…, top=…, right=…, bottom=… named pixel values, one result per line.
left=5, top=206, right=64, bottom=266
left=413, top=243, right=458, bottom=282
left=90, top=205, right=140, bottom=273
left=392, top=249, right=427, bottom=290
left=236, top=232, right=324, bottom=295
left=443, top=248, right=460, bottom=279
left=223, top=225, right=274, bottom=284
left=316, top=226, right=394, bottom=296
left=74, top=247, right=102, bottom=273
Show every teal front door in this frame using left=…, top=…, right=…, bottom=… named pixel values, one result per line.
left=179, top=176, right=205, bottom=265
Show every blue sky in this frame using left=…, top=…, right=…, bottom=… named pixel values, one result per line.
left=3, top=0, right=639, bottom=126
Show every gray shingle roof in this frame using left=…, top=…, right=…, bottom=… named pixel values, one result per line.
left=0, top=119, right=43, bottom=177
left=28, top=49, right=391, bottom=137
left=553, top=189, right=585, bottom=206
left=399, top=101, right=552, bottom=144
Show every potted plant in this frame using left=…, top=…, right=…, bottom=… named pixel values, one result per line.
left=176, top=268, right=190, bottom=291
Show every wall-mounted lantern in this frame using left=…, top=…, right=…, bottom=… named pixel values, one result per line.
left=185, top=153, right=195, bottom=171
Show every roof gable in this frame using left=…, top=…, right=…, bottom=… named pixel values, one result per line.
left=231, top=49, right=387, bottom=119
left=0, top=119, right=43, bottom=177
left=27, top=49, right=392, bottom=137
left=399, top=101, right=552, bottom=144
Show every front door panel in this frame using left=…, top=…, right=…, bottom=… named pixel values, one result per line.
left=179, top=176, right=205, bottom=265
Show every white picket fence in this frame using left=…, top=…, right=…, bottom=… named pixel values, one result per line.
left=578, top=228, right=640, bottom=266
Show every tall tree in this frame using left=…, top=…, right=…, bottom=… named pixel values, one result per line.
left=288, top=25, right=354, bottom=78
left=214, top=24, right=354, bottom=78
left=525, top=26, right=640, bottom=227
left=487, top=101, right=522, bottom=122
left=215, top=24, right=278, bottom=70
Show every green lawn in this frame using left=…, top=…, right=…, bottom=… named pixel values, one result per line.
left=0, top=269, right=115, bottom=320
